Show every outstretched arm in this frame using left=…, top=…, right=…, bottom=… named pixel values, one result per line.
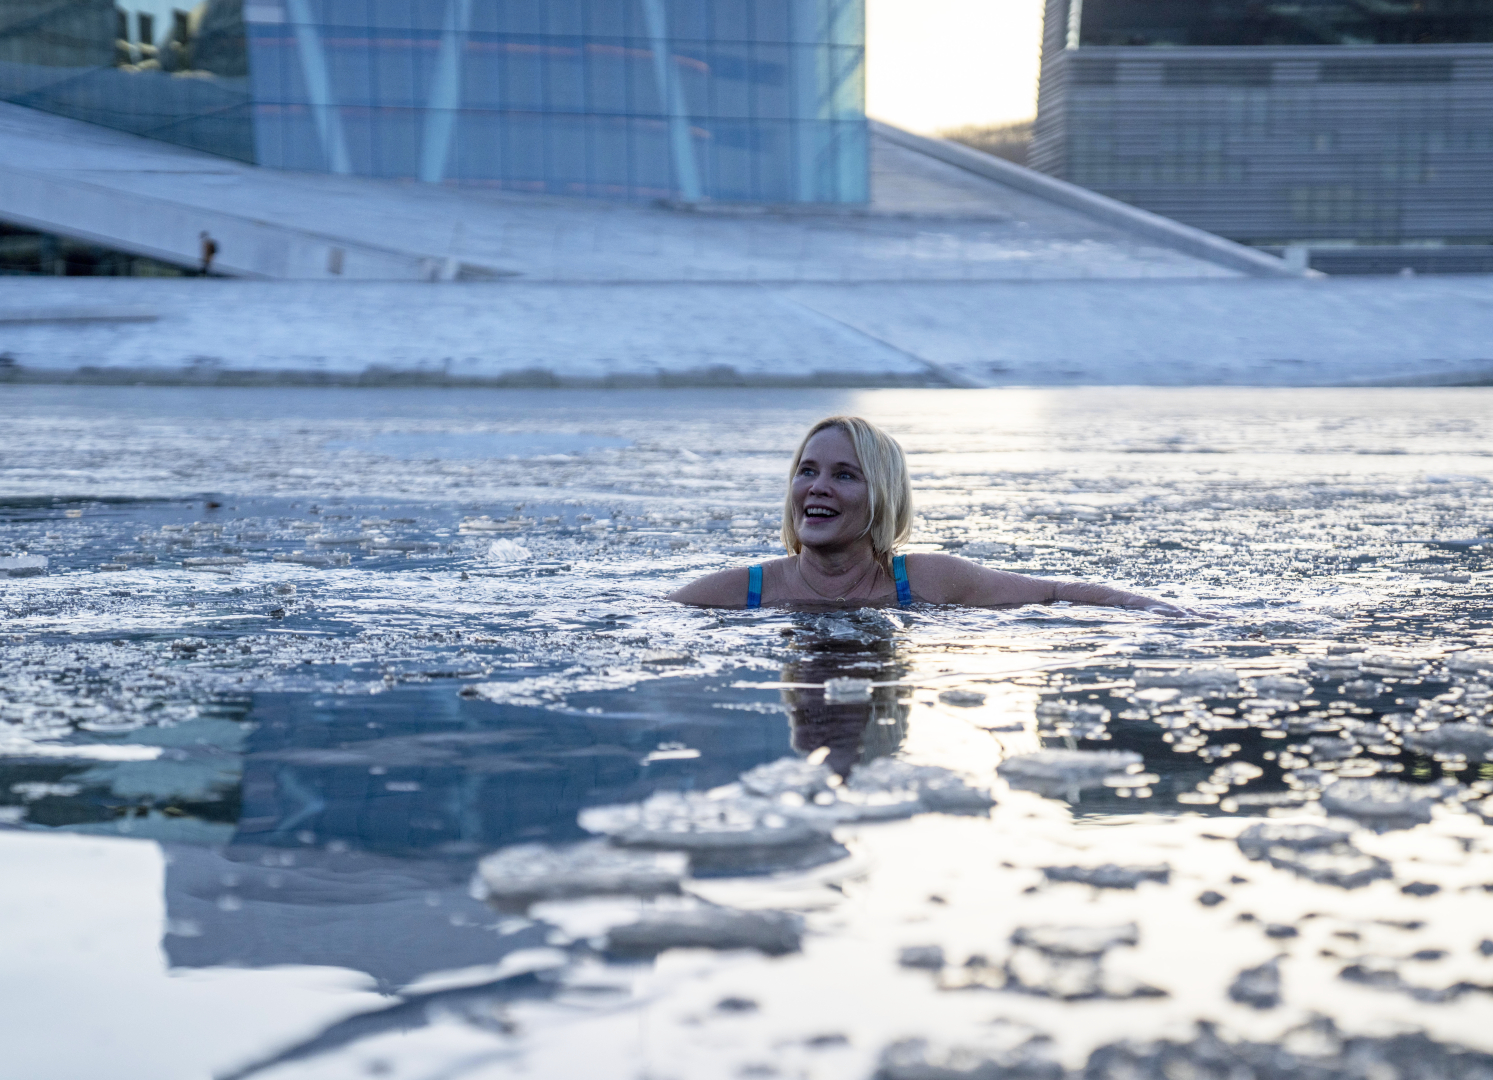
left=903, top=553, right=1195, bottom=615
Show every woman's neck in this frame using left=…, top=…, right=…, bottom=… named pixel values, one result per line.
left=795, top=542, right=885, bottom=599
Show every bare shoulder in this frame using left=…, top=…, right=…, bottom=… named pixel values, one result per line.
left=667, top=565, right=752, bottom=607
left=899, top=552, right=989, bottom=601
left=900, top=552, right=1055, bottom=606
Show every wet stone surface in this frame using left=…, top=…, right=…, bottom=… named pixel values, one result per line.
left=2, top=385, right=1493, bottom=1079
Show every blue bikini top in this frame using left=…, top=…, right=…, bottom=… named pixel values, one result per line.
left=747, top=554, right=912, bottom=608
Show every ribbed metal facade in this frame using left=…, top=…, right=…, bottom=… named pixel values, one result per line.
left=1034, top=0, right=1493, bottom=249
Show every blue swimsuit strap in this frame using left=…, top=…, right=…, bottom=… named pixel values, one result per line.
left=749, top=558, right=908, bottom=608
left=892, top=554, right=912, bottom=607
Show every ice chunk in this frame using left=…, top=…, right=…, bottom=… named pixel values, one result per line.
left=1320, top=779, right=1437, bottom=830
left=1250, top=675, right=1311, bottom=699
left=604, top=907, right=801, bottom=957
left=0, top=554, right=47, bottom=577
left=1132, top=666, right=1238, bottom=690
left=1229, top=958, right=1282, bottom=1009
left=1235, top=822, right=1353, bottom=861
left=876, top=1031, right=1063, bottom=1080
left=486, top=538, right=532, bottom=563
left=1012, top=924, right=1139, bottom=958
left=1447, top=651, right=1493, bottom=675
left=998, top=750, right=1142, bottom=797
left=460, top=516, right=532, bottom=533
left=897, top=945, right=946, bottom=970
left=938, top=689, right=987, bottom=708
left=475, top=840, right=687, bottom=911
left=739, top=756, right=835, bottom=800
left=578, top=791, right=844, bottom=874
left=1236, top=822, right=1392, bottom=889
left=824, top=677, right=874, bottom=703
left=369, top=540, right=441, bottom=552
left=1042, top=864, right=1170, bottom=889
left=846, top=758, right=995, bottom=815
left=272, top=552, right=350, bottom=567
left=1035, top=701, right=1110, bottom=739
left=999, top=923, right=1162, bottom=1000
left=1358, top=654, right=1426, bottom=677
left=1403, top=724, right=1493, bottom=761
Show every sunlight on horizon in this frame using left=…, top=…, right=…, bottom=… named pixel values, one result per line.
left=866, top=0, right=1046, bottom=133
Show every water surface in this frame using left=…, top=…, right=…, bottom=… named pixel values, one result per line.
left=2, top=386, right=1491, bottom=1080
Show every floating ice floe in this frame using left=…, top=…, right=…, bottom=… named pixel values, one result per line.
left=1447, top=651, right=1493, bottom=675
left=578, top=790, right=846, bottom=874
left=739, top=756, right=993, bottom=821
left=1132, top=665, right=1239, bottom=690
left=1357, top=654, right=1428, bottom=678
left=1402, top=724, right=1493, bottom=761
left=1320, top=779, right=1438, bottom=830
left=1338, top=959, right=1493, bottom=1004
left=876, top=1029, right=1062, bottom=1080
left=0, top=554, right=47, bottom=577
left=273, top=551, right=350, bottom=567
left=1249, top=675, right=1311, bottom=699
left=994, top=922, right=1163, bottom=1000
left=369, top=540, right=441, bottom=552
left=308, top=533, right=372, bottom=545
left=938, top=689, right=987, bottom=708
left=1036, top=701, right=1111, bottom=739
left=604, top=906, right=802, bottom=958
left=486, top=538, right=532, bottom=563
left=474, top=840, right=687, bottom=911
left=181, top=557, right=247, bottom=574
left=997, top=749, right=1143, bottom=797
left=460, top=516, right=531, bottom=533
left=844, top=757, right=995, bottom=815
left=1228, top=958, right=1283, bottom=1009
left=739, top=756, right=836, bottom=801
left=823, top=677, right=874, bottom=703
left=1042, top=864, right=1170, bottom=889
left=1235, top=822, right=1392, bottom=889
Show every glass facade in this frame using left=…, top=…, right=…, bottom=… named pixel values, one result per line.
left=0, top=0, right=254, bottom=160
left=1077, top=0, right=1493, bottom=48
left=0, top=0, right=867, bottom=204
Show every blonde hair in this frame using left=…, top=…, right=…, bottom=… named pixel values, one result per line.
left=781, top=416, right=912, bottom=571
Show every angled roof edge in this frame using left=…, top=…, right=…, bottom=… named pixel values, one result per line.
left=869, top=118, right=1306, bottom=279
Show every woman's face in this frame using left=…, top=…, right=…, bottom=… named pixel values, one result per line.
left=791, top=427, right=871, bottom=552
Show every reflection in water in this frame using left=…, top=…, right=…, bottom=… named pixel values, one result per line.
left=780, top=613, right=912, bottom=777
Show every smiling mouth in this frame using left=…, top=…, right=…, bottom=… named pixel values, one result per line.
left=804, top=507, right=839, bottom=519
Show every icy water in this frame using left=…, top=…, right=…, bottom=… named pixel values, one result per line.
left=2, top=385, right=1492, bottom=1080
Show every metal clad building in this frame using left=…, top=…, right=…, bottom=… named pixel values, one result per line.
left=0, top=0, right=866, bottom=204
left=1034, top=0, right=1493, bottom=266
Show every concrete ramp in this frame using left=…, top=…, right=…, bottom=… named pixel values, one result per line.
left=0, top=100, right=1278, bottom=283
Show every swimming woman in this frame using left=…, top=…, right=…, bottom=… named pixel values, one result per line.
left=668, top=415, right=1194, bottom=615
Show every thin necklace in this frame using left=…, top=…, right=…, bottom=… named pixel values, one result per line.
left=796, top=556, right=879, bottom=602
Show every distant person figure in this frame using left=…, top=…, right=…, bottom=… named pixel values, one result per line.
left=668, top=415, right=1196, bottom=614
left=199, top=231, right=218, bottom=276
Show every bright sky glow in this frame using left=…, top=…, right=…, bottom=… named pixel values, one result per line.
left=866, top=0, right=1047, bottom=133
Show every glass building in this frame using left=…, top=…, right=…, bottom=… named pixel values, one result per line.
left=0, top=0, right=866, bottom=204
left=1033, top=0, right=1493, bottom=267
